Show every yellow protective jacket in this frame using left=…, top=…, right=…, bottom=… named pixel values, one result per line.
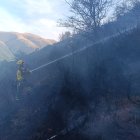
left=17, top=69, right=23, bottom=81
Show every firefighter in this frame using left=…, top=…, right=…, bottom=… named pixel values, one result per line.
left=16, top=60, right=30, bottom=100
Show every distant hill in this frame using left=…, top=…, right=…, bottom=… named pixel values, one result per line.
left=0, top=32, right=56, bottom=61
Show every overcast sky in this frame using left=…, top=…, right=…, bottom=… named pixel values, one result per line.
left=0, top=0, right=70, bottom=40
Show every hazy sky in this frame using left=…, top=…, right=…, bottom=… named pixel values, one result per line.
left=0, top=0, right=70, bottom=40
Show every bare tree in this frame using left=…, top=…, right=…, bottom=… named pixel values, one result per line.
left=130, top=0, right=140, bottom=23
left=115, top=2, right=130, bottom=18
left=114, top=0, right=140, bottom=23
left=59, top=31, right=72, bottom=41
left=59, top=0, right=112, bottom=33
left=114, top=0, right=135, bottom=19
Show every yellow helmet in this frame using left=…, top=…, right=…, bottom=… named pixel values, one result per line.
left=17, top=60, right=24, bottom=65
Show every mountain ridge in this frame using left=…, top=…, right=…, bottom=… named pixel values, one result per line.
left=0, top=31, right=56, bottom=61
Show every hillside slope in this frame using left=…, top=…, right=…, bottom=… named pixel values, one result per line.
left=0, top=27, right=140, bottom=140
